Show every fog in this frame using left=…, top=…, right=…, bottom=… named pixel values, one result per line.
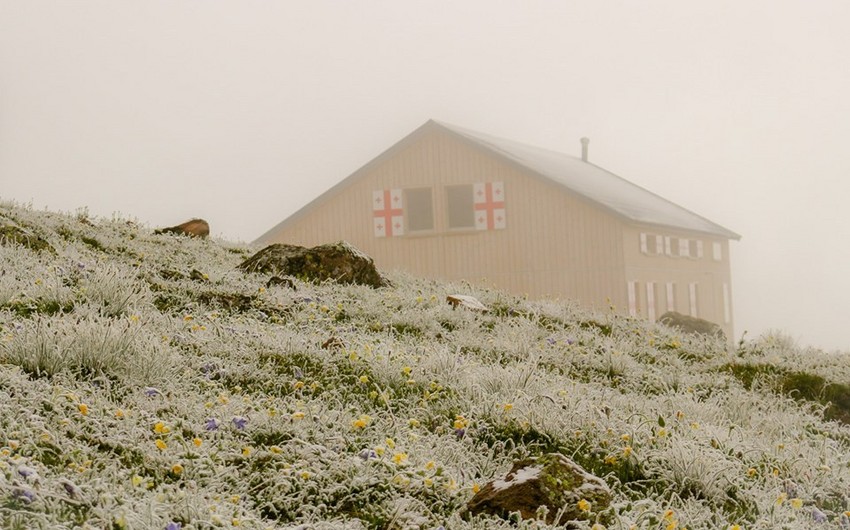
left=2, top=1, right=849, bottom=351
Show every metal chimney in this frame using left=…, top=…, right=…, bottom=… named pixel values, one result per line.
left=580, top=137, right=590, bottom=162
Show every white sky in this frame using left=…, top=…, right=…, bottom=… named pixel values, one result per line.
left=2, top=1, right=849, bottom=351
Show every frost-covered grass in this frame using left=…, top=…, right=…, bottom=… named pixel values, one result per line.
left=1, top=201, right=850, bottom=530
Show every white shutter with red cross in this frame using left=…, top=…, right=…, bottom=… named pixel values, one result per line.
left=473, top=182, right=506, bottom=230
left=372, top=189, right=403, bottom=237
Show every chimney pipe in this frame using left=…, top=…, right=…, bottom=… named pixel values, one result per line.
left=580, top=137, right=590, bottom=162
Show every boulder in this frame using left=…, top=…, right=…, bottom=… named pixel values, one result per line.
left=238, top=241, right=389, bottom=288
left=154, top=219, right=210, bottom=238
left=658, top=311, right=725, bottom=340
left=467, top=453, right=611, bottom=525
left=0, top=217, right=54, bottom=253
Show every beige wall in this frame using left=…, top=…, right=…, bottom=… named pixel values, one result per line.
left=263, top=126, right=627, bottom=310
left=622, top=225, right=734, bottom=338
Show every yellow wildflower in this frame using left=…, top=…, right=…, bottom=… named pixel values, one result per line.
left=790, top=498, right=803, bottom=509
left=408, top=418, right=420, bottom=428
left=577, top=499, right=591, bottom=512
left=155, top=439, right=167, bottom=451
left=401, top=366, right=412, bottom=376
left=131, top=475, right=143, bottom=487
left=385, top=438, right=395, bottom=449
left=299, top=471, right=311, bottom=480
left=115, top=409, right=125, bottom=419
left=352, top=414, right=371, bottom=429
left=242, top=446, right=252, bottom=457
left=359, top=375, right=369, bottom=384
left=472, top=482, right=481, bottom=493
left=623, top=446, right=633, bottom=458
left=171, top=463, right=184, bottom=475
left=503, top=403, right=513, bottom=412
left=78, top=403, right=89, bottom=416
left=269, top=445, right=283, bottom=454
left=153, top=421, right=169, bottom=434
left=193, top=438, right=203, bottom=447
left=392, top=452, right=408, bottom=465
left=291, top=411, right=305, bottom=420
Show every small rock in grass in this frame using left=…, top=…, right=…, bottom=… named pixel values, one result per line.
left=446, top=294, right=489, bottom=313
left=466, top=453, right=611, bottom=525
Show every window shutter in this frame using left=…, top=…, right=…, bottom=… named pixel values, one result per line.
left=666, top=282, right=675, bottom=312
left=665, top=237, right=672, bottom=256
left=640, top=233, right=648, bottom=254
left=696, top=240, right=704, bottom=258
left=627, top=281, right=637, bottom=317
left=689, top=283, right=698, bottom=317
left=646, top=282, right=656, bottom=321
left=655, top=236, right=664, bottom=255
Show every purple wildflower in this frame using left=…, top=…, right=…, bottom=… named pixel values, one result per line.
left=358, top=449, right=378, bottom=460
left=12, top=488, right=35, bottom=504
left=566, top=338, right=575, bottom=345
left=783, top=479, right=798, bottom=498
left=205, top=418, right=220, bottom=431
left=144, top=387, right=161, bottom=397
left=165, top=523, right=182, bottom=530
left=17, top=465, right=38, bottom=480
left=812, top=507, right=827, bottom=524
left=231, top=416, right=248, bottom=430
left=454, top=427, right=466, bottom=440
left=546, top=337, right=556, bottom=346
left=60, top=479, right=80, bottom=498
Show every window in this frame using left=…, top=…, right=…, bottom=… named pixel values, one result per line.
left=689, top=282, right=698, bottom=317
left=446, top=185, right=475, bottom=229
left=640, top=233, right=663, bottom=255
left=713, top=241, right=723, bottom=261
left=405, top=188, right=433, bottom=232
left=666, top=282, right=676, bottom=312
left=689, top=240, right=704, bottom=259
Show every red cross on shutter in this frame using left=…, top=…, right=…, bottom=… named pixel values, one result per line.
left=474, top=183, right=505, bottom=230
left=374, top=189, right=403, bottom=236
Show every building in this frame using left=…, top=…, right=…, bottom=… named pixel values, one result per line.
left=256, top=120, right=740, bottom=335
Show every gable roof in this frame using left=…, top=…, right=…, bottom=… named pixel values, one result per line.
left=255, top=120, right=740, bottom=244
left=436, top=120, right=740, bottom=240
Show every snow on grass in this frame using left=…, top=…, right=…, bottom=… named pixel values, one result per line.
left=1, top=200, right=850, bottom=529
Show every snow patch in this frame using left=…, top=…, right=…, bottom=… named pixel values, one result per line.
left=492, top=465, right=542, bottom=491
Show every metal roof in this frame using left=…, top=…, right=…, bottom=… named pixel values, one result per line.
left=436, top=120, right=741, bottom=240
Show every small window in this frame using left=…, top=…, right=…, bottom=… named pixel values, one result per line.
left=640, top=233, right=661, bottom=255
left=678, top=238, right=690, bottom=258
left=446, top=185, right=475, bottom=229
left=687, top=239, right=703, bottom=259
left=713, top=242, right=723, bottom=261
left=405, top=188, right=433, bottom=232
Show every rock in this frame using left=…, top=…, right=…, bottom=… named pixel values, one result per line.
left=466, top=453, right=611, bottom=525
left=447, top=294, right=489, bottom=312
left=0, top=217, right=54, bottom=253
left=658, top=311, right=725, bottom=340
left=154, top=219, right=210, bottom=238
left=238, top=241, right=389, bottom=288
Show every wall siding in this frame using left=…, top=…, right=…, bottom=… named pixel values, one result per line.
left=263, top=127, right=636, bottom=311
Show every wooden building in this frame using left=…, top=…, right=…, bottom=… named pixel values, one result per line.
left=256, top=120, right=740, bottom=336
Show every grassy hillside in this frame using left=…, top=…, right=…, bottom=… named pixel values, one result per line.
left=1, top=202, right=849, bottom=530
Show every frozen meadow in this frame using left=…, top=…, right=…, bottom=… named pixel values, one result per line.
left=1, top=202, right=849, bottom=530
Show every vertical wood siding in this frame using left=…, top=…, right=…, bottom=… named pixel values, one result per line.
left=264, top=127, right=743, bottom=317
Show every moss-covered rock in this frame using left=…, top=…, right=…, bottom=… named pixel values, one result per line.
left=238, top=241, right=389, bottom=288
left=466, top=453, right=612, bottom=525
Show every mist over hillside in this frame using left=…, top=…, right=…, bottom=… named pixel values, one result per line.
left=1, top=201, right=849, bottom=530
